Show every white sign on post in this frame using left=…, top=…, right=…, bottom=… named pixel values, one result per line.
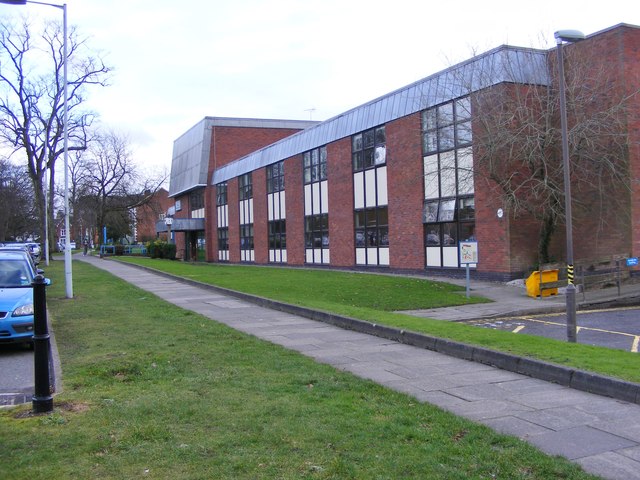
left=459, top=241, right=478, bottom=265
left=459, top=241, right=479, bottom=298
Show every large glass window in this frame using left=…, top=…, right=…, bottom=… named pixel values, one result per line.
left=216, top=182, right=227, bottom=206
left=353, top=126, right=389, bottom=266
left=239, top=173, right=254, bottom=262
left=240, top=224, right=254, bottom=251
left=268, top=220, right=286, bottom=250
left=216, top=182, right=229, bottom=262
left=304, top=147, right=327, bottom=184
left=304, top=146, right=329, bottom=264
left=267, top=161, right=285, bottom=194
left=239, top=173, right=252, bottom=200
left=422, top=97, right=475, bottom=268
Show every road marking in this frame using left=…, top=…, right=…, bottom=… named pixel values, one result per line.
left=497, top=316, right=639, bottom=352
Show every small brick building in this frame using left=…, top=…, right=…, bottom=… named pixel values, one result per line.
left=167, top=24, right=640, bottom=280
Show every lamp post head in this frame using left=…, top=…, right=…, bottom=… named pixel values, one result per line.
left=555, top=29, right=586, bottom=44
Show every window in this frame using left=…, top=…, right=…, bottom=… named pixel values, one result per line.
left=305, top=214, right=329, bottom=248
left=268, top=220, right=286, bottom=250
left=266, top=162, right=286, bottom=263
left=352, top=126, right=386, bottom=171
left=304, top=147, right=327, bottom=184
left=422, top=97, right=475, bottom=268
left=190, top=190, right=204, bottom=210
left=304, top=146, right=330, bottom=264
left=239, top=173, right=252, bottom=200
left=267, top=161, right=285, bottom=194
left=190, top=189, right=204, bottom=218
left=216, top=182, right=227, bottom=206
left=353, top=126, right=389, bottom=266
left=216, top=182, right=229, bottom=261
left=240, top=224, right=254, bottom=251
left=355, top=207, right=389, bottom=248
left=217, top=227, right=228, bottom=252
left=238, top=173, right=254, bottom=262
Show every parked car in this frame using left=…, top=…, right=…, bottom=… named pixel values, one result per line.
left=0, top=244, right=40, bottom=265
left=0, top=250, right=47, bottom=346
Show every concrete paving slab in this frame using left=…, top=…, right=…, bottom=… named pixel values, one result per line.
left=515, top=406, right=601, bottom=431
left=577, top=452, right=640, bottom=480
left=480, top=415, right=554, bottom=439
left=528, top=425, right=637, bottom=459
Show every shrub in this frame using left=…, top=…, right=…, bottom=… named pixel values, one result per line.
left=146, top=240, right=176, bottom=260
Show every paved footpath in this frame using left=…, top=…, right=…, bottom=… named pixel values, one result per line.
left=79, top=256, right=640, bottom=480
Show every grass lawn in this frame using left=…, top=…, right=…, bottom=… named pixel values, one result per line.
left=117, top=257, right=640, bottom=384
left=0, top=260, right=600, bottom=479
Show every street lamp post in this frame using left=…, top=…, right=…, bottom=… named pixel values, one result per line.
left=0, top=0, right=72, bottom=297
left=555, top=29, right=585, bottom=343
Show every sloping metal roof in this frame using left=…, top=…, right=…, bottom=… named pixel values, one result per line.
left=169, top=117, right=319, bottom=198
left=212, top=45, right=550, bottom=184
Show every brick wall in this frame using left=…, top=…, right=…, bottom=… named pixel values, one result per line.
left=285, top=154, right=305, bottom=265
left=327, top=137, right=355, bottom=266
left=206, top=125, right=309, bottom=262
left=386, top=113, right=425, bottom=270
left=253, top=169, right=268, bottom=263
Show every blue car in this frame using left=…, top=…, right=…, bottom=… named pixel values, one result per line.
left=0, top=250, right=44, bottom=346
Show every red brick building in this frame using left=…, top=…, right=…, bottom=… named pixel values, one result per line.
left=168, top=24, right=640, bottom=280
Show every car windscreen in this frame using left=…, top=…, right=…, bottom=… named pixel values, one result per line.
left=0, top=259, right=34, bottom=287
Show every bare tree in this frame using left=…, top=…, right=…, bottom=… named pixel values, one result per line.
left=0, top=17, right=110, bottom=249
left=468, top=45, right=636, bottom=263
left=0, top=158, right=37, bottom=240
left=75, top=129, right=166, bottom=244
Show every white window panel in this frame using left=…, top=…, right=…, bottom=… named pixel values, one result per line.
left=354, top=172, right=364, bottom=209
left=356, top=248, right=366, bottom=265
left=378, top=247, right=389, bottom=265
left=306, top=249, right=313, bottom=263
left=377, top=166, right=388, bottom=206
left=281, top=250, right=287, bottom=263
left=365, top=169, right=376, bottom=208
left=320, top=181, right=328, bottom=213
left=366, top=248, right=379, bottom=265
left=304, top=185, right=312, bottom=214
left=269, top=250, right=275, bottom=262
left=217, top=206, right=228, bottom=228
left=323, top=249, right=330, bottom=264
left=426, top=247, right=442, bottom=267
left=312, top=183, right=320, bottom=215
left=239, top=200, right=247, bottom=224
left=268, top=193, right=274, bottom=221
left=218, top=251, right=228, bottom=261
left=280, top=192, right=286, bottom=220
left=443, top=246, right=458, bottom=267
left=248, top=199, right=254, bottom=224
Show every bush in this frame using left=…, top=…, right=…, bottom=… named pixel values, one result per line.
left=146, top=240, right=176, bottom=260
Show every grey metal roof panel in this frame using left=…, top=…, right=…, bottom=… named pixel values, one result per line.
left=212, top=45, right=550, bottom=185
left=169, top=117, right=318, bottom=197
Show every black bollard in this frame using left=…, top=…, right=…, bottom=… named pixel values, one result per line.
left=32, top=274, right=53, bottom=413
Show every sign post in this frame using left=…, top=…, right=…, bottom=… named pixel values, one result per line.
left=459, top=241, right=479, bottom=298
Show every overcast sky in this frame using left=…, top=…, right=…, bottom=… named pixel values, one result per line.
left=1, top=0, right=638, bottom=177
